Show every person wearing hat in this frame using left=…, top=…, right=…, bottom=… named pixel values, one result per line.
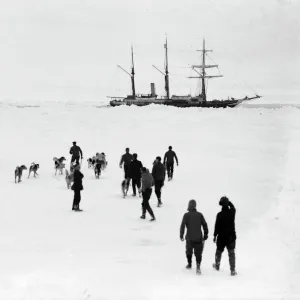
left=71, top=163, right=84, bottom=211
left=180, top=199, right=208, bottom=274
left=213, top=196, right=237, bottom=276
left=119, top=148, right=133, bottom=179
left=69, top=141, right=83, bottom=165
left=151, top=156, right=166, bottom=207
left=163, top=146, right=178, bottom=181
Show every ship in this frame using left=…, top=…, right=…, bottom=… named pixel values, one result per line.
left=108, top=39, right=262, bottom=108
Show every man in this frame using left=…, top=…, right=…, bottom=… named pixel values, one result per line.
left=140, top=167, right=155, bottom=221
left=69, top=141, right=83, bottom=165
left=119, top=148, right=133, bottom=179
left=163, top=146, right=178, bottom=181
left=71, top=163, right=84, bottom=211
left=128, top=153, right=143, bottom=196
left=151, top=156, right=166, bottom=207
left=213, top=196, right=237, bottom=276
left=180, top=199, right=208, bottom=274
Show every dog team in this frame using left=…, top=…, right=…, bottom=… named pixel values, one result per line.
left=14, top=141, right=107, bottom=184
left=14, top=163, right=40, bottom=183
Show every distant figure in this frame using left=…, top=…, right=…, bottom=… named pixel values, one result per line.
left=71, top=163, right=84, bottom=211
left=163, top=146, right=178, bottom=180
left=180, top=199, right=208, bottom=274
left=69, top=141, right=83, bottom=165
left=128, top=153, right=143, bottom=196
left=120, top=148, right=133, bottom=179
left=213, top=196, right=237, bottom=276
left=151, top=156, right=166, bottom=207
left=140, top=167, right=155, bottom=221
left=96, top=152, right=107, bottom=170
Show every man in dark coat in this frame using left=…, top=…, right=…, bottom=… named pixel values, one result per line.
left=128, top=153, right=143, bottom=196
left=163, top=146, right=178, bottom=181
left=140, top=167, right=155, bottom=221
left=69, top=141, right=83, bottom=165
left=151, top=156, right=166, bottom=207
left=71, top=163, right=84, bottom=211
left=213, top=196, right=237, bottom=276
left=180, top=199, right=208, bottom=274
left=119, top=147, right=133, bottom=179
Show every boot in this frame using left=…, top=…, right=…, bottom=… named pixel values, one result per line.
left=229, top=249, right=236, bottom=275
left=140, top=215, right=145, bottom=219
left=150, top=216, right=156, bottom=222
left=213, top=250, right=222, bottom=271
left=196, top=263, right=201, bottom=274
left=74, top=205, right=82, bottom=212
left=186, top=255, right=192, bottom=269
left=157, top=199, right=162, bottom=207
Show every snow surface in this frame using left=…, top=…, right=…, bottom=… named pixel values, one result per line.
left=0, top=103, right=299, bottom=300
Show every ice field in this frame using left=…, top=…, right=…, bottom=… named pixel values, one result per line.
left=0, top=101, right=299, bottom=299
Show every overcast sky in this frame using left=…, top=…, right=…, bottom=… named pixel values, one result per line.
left=0, top=0, right=299, bottom=102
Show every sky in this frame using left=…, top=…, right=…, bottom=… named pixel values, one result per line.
left=0, top=0, right=299, bottom=102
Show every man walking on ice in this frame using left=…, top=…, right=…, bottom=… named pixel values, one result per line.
left=180, top=199, right=208, bottom=274
left=213, top=196, right=237, bottom=276
left=163, top=146, right=178, bottom=181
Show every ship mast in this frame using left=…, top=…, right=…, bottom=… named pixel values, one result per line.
left=164, top=37, right=170, bottom=99
left=131, top=46, right=136, bottom=99
left=188, top=39, right=223, bottom=101
left=152, top=35, right=170, bottom=99
left=117, top=45, right=136, bottom=99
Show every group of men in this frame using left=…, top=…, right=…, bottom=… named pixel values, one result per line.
left=68, top=142, right=237, bottom=276
left=119, top=146, right=179, bottom=221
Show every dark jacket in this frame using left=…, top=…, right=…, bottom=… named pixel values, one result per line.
left=180, top=209, right=208, bottom=242
left=164, top=150, right=178, bottom=164
left=120, top=153, right=133, bottom=166
left=214, top=202, right=236, bottom=239
left=128, top=159, right=143, bottom=179
left=70, top=145, right=83, bottom=157
left=72, top=169, right=84, bottom=190
left=152, top=162, right=166, bottom=181
left=141, top=170, right=154, bottom=191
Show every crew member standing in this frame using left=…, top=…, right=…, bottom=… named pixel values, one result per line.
left=71, top=163, right=84, bottom=211
left=69, top=141, right=83, bottom=165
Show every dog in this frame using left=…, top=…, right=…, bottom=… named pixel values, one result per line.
left=121, top=178, right=130, bottom=198
left=87, top=157, right=94, bottom=168
left=53, top=157, right=66, bottom=175
left=65, top=169, right=74, bottom=189
left=94, top=159, right=102, bottom=179
left=28, top=163, right=39, bottom=178
left=15, top=165, right=27, bottom=183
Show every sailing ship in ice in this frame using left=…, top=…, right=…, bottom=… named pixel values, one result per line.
left=108, top=39, right=261, bottom=108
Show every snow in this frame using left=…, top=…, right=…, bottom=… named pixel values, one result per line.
left=0, top=103, right=299, bottom=299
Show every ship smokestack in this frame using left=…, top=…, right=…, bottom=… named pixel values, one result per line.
left=150, top=83, right=156, bottom=97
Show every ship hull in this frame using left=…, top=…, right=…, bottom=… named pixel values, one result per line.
left=109, top=98, right=247, bottom=108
